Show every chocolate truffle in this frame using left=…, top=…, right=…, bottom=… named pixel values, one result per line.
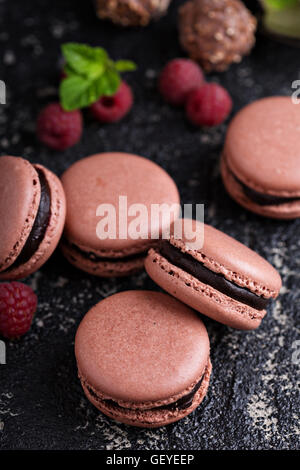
left=178, top=0, right=257, bottom=72
left=95, top=0, right=172, bottom=27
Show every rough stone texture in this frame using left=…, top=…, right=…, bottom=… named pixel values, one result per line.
left=0, top=0, right=299, bottom=450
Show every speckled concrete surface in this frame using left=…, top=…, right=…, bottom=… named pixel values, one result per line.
left=0, top=0, right=299, bottom=450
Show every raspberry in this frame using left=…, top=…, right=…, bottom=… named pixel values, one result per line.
left=0, top=282, right=37, bottom=339
left=186, top=83, right=232, bottom=127
left=158, top=58, right=205, bottom=106
left=37, top=102, right=82, bottom=150
left=90, top=81, right=133, bottom=123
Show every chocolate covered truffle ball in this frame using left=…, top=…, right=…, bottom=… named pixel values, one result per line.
left=178, top=0, right=257, bottom=72
left=95, top=0, right=172, bottom=27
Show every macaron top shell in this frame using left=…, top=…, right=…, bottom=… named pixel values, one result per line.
left=75, top=290, right=209, bottom=403
left=224, top=96, right=300, bottom=195
left=170, top=219, right=282, bottom=296
left=0, top=156, right=41, bottom=271
left=61, top=153, right=180, bottom=254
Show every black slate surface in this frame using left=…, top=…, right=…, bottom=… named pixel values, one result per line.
left=0, top=0, right=299, bottom=451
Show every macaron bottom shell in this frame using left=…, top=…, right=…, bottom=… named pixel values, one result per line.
left=145, top=249, right=263, bottom=330
left=221, top=153, right=300, bottom=220
left=80, top=359, right=211, bottom=428
left=61, top=241, right=146, bottom=277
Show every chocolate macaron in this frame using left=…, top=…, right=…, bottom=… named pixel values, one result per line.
left=0, top=156, right=66, bottom=280
left=61, top=152, right=180, bottom=277
left=75, top=290, right=211, bottom=427
left=145, top=219, right=281, bottom=330
left=221, top=96, right=300, bottom=219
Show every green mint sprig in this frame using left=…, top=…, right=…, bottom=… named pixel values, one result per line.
left=59, top=43, right=136, bottom=111
left=262, top=0, right=299, bottom=10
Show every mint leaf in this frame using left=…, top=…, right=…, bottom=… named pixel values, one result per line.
left=63, top=64, right=78, bottom=77
left=59, top=42, right=137, bottom=110
left=99, top=69, right=121, bottom=96
left=60, top=75, right=102, bottom=111
left=115, top=60, right=137, bottom=72
left=62, top=43, right=108, bottom=77
left=263, top=0, right=299, bottom=10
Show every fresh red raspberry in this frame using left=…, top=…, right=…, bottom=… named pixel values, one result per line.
left=90, top=81, right=133, bottom=123
left=37, top=102, right=82, bottom=150
left=158, top=58, right=205, bottom=106
left=0, top=282, right=37, bottom=339
left=186, top=83, right=232, bottom=127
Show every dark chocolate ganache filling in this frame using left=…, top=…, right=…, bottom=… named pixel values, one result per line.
left=86, top=374, right=203, bottom=413
left=233, top=172, right=300, bottom=206
left=5, top=168, right=51, bottom=270
left=160, top=241, right=269, bottom=311
left=66, top=242, right=147, bottom=264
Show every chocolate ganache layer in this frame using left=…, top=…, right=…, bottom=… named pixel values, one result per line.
left=233, top=172, right=300, bottom=206
left=160, top=241, right=269, bottom=310
left=5, top=168, right=51, bottom=270
left=86, top=373, right=204, bottom=413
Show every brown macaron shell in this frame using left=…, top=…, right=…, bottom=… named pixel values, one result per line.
left=61, top=153, right=180, bottom=277
left=61, top=241, right=148, bottom=278
left=0, top=156, right=41, bottom=272
left=75, top=290, right=211, bottom=427
left=145, top=220, right=281, bottom=330
left=222, top=96, right=300, bottom=219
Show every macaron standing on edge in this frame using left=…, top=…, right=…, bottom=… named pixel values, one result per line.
left=145, top=219, right=282, bottom=330
left=61, top=152, right=180, bottom=277
left=75, top=290, right=211, bottom=427
left=0, top=156, right=66, bottom=280
left=221, top=96, right=300, bottom=219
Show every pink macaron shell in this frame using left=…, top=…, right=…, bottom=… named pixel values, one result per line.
left=81, top=358, right=212, bottom=428
left=0, top=164, right=66, bottom=280
left=145, top=250, right=262, bottom=330
left=221, top=154, right=300, bottom=219
left=224, top=96, right=300, bottom=196
left=75, top=291, right=210, bottom=404
left=61, top=153, right=180, bottom=255
left=0, top=156, right=41, bottom=272
left=169, top=219, right=281, bottom=296
left=61, top=240, right=146, bottom=277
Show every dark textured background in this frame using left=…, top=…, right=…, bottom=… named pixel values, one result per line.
left=0, top=0, right=299, bottom=450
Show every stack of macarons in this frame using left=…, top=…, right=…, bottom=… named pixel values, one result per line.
left=1, top=94, right=293, bottom=427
